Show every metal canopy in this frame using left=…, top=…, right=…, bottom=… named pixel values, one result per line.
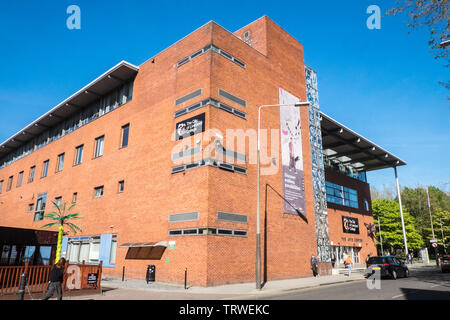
left=320, top=112, right=406, bottom=172
left=0, top=61, right=139, bottom=159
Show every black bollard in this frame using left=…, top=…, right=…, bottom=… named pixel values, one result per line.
left=17, top=272, right=28, bottom=300
left=184, top=268, right=187, bottom=290
left=122, top=266, right=125, bottom=281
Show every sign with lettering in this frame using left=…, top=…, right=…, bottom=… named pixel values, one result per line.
left=175, top=113, right=205, bottom=140
left=342, top=216, right=359, bottom=234
left=87, top=273, right=98, bottom=285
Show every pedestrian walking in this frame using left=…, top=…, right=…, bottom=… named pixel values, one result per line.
left=344, top=253, right=353, bottom=276
left=410, top=252, right=414, bottom=264
left=310, top=254, right=319, bottom=277
left=41, top=258, right=66, bottom=300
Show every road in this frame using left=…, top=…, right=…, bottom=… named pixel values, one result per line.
left=252, top=265, right=450, bottom=300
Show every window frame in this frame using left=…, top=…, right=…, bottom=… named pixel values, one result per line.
left=94, top=136, right=105, bottom=158
left=74, top=145, right=84, bottom=165
left=42, top=160, right=49, bottom=178
left=120, top=124, right=130, bottom=149
left=56, top=153, right=65, bottom=172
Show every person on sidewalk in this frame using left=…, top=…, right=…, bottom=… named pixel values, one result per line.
left=310, top=254, right=319, bottom=277
left=344, top=254, right=353, bottom=276
left=41, top=258, right=66, bottom=300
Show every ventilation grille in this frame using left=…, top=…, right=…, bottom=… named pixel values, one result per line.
left=169, top=212, right=199, bottom=223
left=219, top=89, right=246, bottom=108
left=175, top=89, right=202, bottom=106
left=217, top=212, right=248, bottom=223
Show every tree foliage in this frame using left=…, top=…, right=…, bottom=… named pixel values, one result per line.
left=372, top=199, right=424, bottom=255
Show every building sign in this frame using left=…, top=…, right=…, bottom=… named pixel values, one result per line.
left=175, top=113, right=205, bottom=140
left=279, top=88, right=306, bottom=217
left=87, top=273, right=98, bottom=285
left=342, top=216, right=359, bottom=234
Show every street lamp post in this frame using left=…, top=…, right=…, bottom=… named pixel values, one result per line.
left=377, top=213, right=384, bottom=255
left=256, top=101, right=309, bottom=290
left=439, top=218, right=446, bottom=255
left=426, top=186, right=439, bottom=265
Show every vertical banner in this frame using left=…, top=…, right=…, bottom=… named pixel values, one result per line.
left=279, top=88, right=306, bottom=217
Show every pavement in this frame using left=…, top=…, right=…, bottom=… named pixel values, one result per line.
left=63, top=263, right=427, bottom=300
left=14, top=262, right=431, bottom=300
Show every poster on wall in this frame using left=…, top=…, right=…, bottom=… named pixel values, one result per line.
left=175, top=113, right=205, bottom=140
left=279, top=88, right=306, bottom=217
left=342, top=216, right=360, bottom=234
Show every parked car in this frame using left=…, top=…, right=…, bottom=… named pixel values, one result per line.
left=440, top=255, right=450, bottom=273
left=365, top=256, right=409, bottom=279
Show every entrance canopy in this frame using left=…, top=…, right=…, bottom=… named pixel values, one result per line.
left=119, top=241, right=167, bottom=260
left=320, top=112, right=406, bottom=172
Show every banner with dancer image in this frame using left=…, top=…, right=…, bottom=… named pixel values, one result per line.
left=279, top=88, right=306, bottom=217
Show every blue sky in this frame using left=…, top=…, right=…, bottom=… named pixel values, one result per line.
left=0, top=1, right=448, bottom=193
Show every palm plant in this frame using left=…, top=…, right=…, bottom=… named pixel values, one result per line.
left=41, top=201, right=82, bottom=263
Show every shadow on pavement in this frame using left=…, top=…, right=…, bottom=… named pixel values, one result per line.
left=400, top=287, right=450, bottom=300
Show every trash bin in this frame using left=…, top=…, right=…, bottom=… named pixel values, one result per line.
left=146, top=265, right=155, bottom=283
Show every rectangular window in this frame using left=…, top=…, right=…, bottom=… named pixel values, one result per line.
left=56, top=153, right=65, bottom=172
left=325, top=181, right=358, bottom=209
left=42, top=160, right=49, bottom=178
left=94, top=136, right=104, bottom=158
left=66, top=236, right=102, bottom=264
left=17, top=171, right=24, bottom=187
left=55, top=196, right=62, bottom=206
left=34, top=193, right=47, bottom=221
left=94, top=186, right=104, bottom=198
left=72, top=192, right=78, bottom=204
left=0, top=180, right=3, bottom=194
left=28, top=203, right=34, bottom=213
left=109, top=235, right=118, bottom=265
left=121, top=124, right=129, bottom=148
left=118, top=180, right=124, bottom=193
left=7, top=176, right=13, bottom=191
left=29, top=166, right=35, bottom=183
left=74, top=145, right=84, bottom=165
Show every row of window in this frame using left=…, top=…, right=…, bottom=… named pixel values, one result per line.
left=0, top=124, right=129, bottom=195
left=171, top=158, right=247, bottom=175
left=168, top=227, right=248, bottom=237
left=31, top=181, right=125, bottom=222
left=0, top=81, right=134, bottom=169
left=325, top=181, right=359, bottom=209
left=177, top=44, right=246, bottom=68
left=174, top=97, right=247, bottom=120
left=65, top=235, right=117, bottom=266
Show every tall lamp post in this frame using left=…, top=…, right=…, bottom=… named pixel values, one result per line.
left=426, top=186, right=439, bottom=265
left=439, top=218, right=447, bottom=255
left=377, top=213, right=384, bottom=255
left=394, top=166, right=408, bottom=257
left=256, top=101, right=310, bottom=290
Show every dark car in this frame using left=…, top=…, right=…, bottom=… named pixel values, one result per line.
left=365, top=256, right=409, bottom=279
left=440, top=255, right=450, bottom=273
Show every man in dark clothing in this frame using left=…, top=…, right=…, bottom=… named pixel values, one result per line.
left=41, top=258, right=66, bottom=300
left=310, top=254, right=319, bottom=277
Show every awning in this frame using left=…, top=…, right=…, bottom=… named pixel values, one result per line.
left=320, top=112, right=406, bottom=172
left=119, top=241, right=167, bottom=248
left=0, top=60, right=139, bottom=159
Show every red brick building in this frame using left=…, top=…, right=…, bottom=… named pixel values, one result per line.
left=0, top=16, right=405, bottom=286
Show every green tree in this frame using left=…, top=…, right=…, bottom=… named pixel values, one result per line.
left=372, top=199, right=424, bottom=256
left=41, top=201, right=82, bottom=263
left=401, top=185, right=450, bottom=254
left=423, top=210, right=450, bottom=254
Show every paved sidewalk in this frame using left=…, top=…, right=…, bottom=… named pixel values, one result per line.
left=66, top=272, right=368, bottom=300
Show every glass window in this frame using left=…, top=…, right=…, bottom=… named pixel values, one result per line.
left=118, top=180, right=124, bottom=193
left=34, top=193, right=47, bottom=221
left=7, top=176, right=13, bottom=191
left=29, top=166, right=35, bottom=183
left=56, top=153, right=65, bottom=172
left=55, top=196, right=62, bottom=206
left=74, top=145, right=84, bottom=165
left=94, top=186, right=104, bottom=198
left=94, top=136, right=104, bottom=158
left=109, top=235, right=118, bottom=265
left=121, top=124, right=129, bottom=148
left=72, top=192, right=78, bottom=204
left=326, top=181, right=358, bottom=209
left=0, top=180, right=3, bottom=193
left=42, top=160, right=49, bottom=178
left=17, top=171, right=24, bottom=187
